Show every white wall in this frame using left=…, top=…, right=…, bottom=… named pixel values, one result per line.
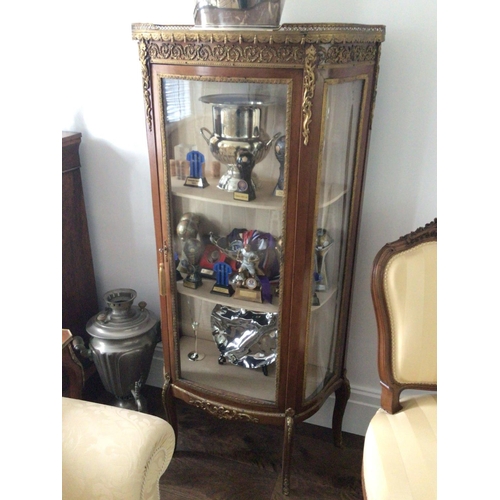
left=60, top=1, right=436, bottom=435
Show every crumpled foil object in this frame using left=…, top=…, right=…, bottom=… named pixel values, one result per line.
left=211, top=304, right=278, bottom=369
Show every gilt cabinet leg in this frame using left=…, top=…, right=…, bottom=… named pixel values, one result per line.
left=281, top=408, right=295, bottom=496
left=332, top=374, right=351, bottom=447
left=162, top=373, right=178, bottom=442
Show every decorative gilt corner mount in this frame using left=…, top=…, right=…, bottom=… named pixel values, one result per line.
left=302, top=45, right=318, bottom=146
left=138, top=38, right=153, bottom=131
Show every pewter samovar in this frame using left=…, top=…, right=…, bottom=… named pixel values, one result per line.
left=75, top=288, right=160, bottom=412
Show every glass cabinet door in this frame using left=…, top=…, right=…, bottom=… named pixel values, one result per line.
left=305, top=77, right=366, bottom=400
left=160, top=75, right=289, bottom=403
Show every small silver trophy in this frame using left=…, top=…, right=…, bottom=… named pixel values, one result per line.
left=188, top=319, right=205, bottom=361
left=273, top=135, right=285, bottom=196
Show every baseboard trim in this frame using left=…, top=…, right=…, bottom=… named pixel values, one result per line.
left=146, top=344, right=380, bottom=436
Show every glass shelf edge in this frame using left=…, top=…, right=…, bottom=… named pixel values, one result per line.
left=176, top=281, right=279, bottom=313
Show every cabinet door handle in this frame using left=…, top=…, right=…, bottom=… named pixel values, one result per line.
left=159, top=263, right=167, bottom=296
left=158, top=244, right=169, bottom=258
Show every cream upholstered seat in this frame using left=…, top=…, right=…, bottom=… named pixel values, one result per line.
left=62, top=397, right=175, bottom=500
left=362, top=219, right=437, bottom=500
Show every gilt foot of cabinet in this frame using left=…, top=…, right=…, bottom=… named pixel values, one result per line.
left=162, top=373, right=178, bottom=445
left=281, top=408, right=296, bottom=496
left=332, top=373, right=351, bottom=448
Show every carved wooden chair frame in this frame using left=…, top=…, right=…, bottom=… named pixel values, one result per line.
left=370, top=218, right=437, bottom=414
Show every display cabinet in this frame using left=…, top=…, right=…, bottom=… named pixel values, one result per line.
left=131, top=22, right=384, bottom=494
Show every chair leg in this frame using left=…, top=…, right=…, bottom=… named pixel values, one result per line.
left=332, top=374, right=351, bottom=447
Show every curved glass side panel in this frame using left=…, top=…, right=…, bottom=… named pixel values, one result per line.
left=305, top=77, right=365, bottom=400
left=160, top=76, right=289, bottom=403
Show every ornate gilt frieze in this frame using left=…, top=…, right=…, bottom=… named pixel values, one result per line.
left=148, top=40, right=304, bottom=66
left=132, top=23, right=384, bottom=68
left=317, top=43, right=378, bottom=66
left=142, top=39, right=379, bottom=68
left=189, top=398, right=260, bottom=423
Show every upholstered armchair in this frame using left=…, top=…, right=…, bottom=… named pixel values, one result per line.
left=62, top=330, right=175, bottom=499
left=362, top=219, right=437, bottom=500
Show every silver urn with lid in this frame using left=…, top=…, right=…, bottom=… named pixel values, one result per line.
left=199, top=94, right=280, bottom=192
left=84, top=288, right=160, bottom=412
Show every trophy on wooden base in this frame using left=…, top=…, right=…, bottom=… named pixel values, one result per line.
left=176, top=213, right=201, bottom=275
left=211, top=261, right=235, bottom=296
left=234, top=150, right=256, bottom=202
left=232, top=244, right=262, bottom=303
left=183, top=238, right=203, bottom=289
left=209, top=229, right=280, bottom=304
left=184, top=150, right=209, bottom=188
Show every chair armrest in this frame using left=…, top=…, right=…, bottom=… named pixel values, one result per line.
left=62, top=397, right=175, bottom=500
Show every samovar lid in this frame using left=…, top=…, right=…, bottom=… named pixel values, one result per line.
left=86, top=288, right=159, bottom=340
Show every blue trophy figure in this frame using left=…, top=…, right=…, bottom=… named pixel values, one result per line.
left=211, top=261, right=234, bottom=296
left=184, top=150, right=209, bottom=188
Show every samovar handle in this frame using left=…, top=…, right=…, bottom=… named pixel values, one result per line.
left=200, top=127, right=213, bottom=145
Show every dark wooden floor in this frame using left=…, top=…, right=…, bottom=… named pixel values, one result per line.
left=83, top=377, right=365, bottom=500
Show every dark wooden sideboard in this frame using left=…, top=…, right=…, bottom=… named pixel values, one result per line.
left=62, top=132, right=98, bottom=375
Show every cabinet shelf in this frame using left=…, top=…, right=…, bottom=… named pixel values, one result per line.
left=179, top=336, right=277, bottom=402
left=177, top=281, right=279, bottom=314
left=318, top=183, right=349, bottom=209
left=171, top=177, right=283, bottom=211
left=172, top=177, right=348, bottom=211
left=312, top=287, right=337, bottom=312
left=177, top=279, right=335, bottom=314
left=179, top=336, right=332, bottom=404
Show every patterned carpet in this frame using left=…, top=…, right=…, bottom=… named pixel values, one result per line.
left=150, top=392, right=365, bottom=500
